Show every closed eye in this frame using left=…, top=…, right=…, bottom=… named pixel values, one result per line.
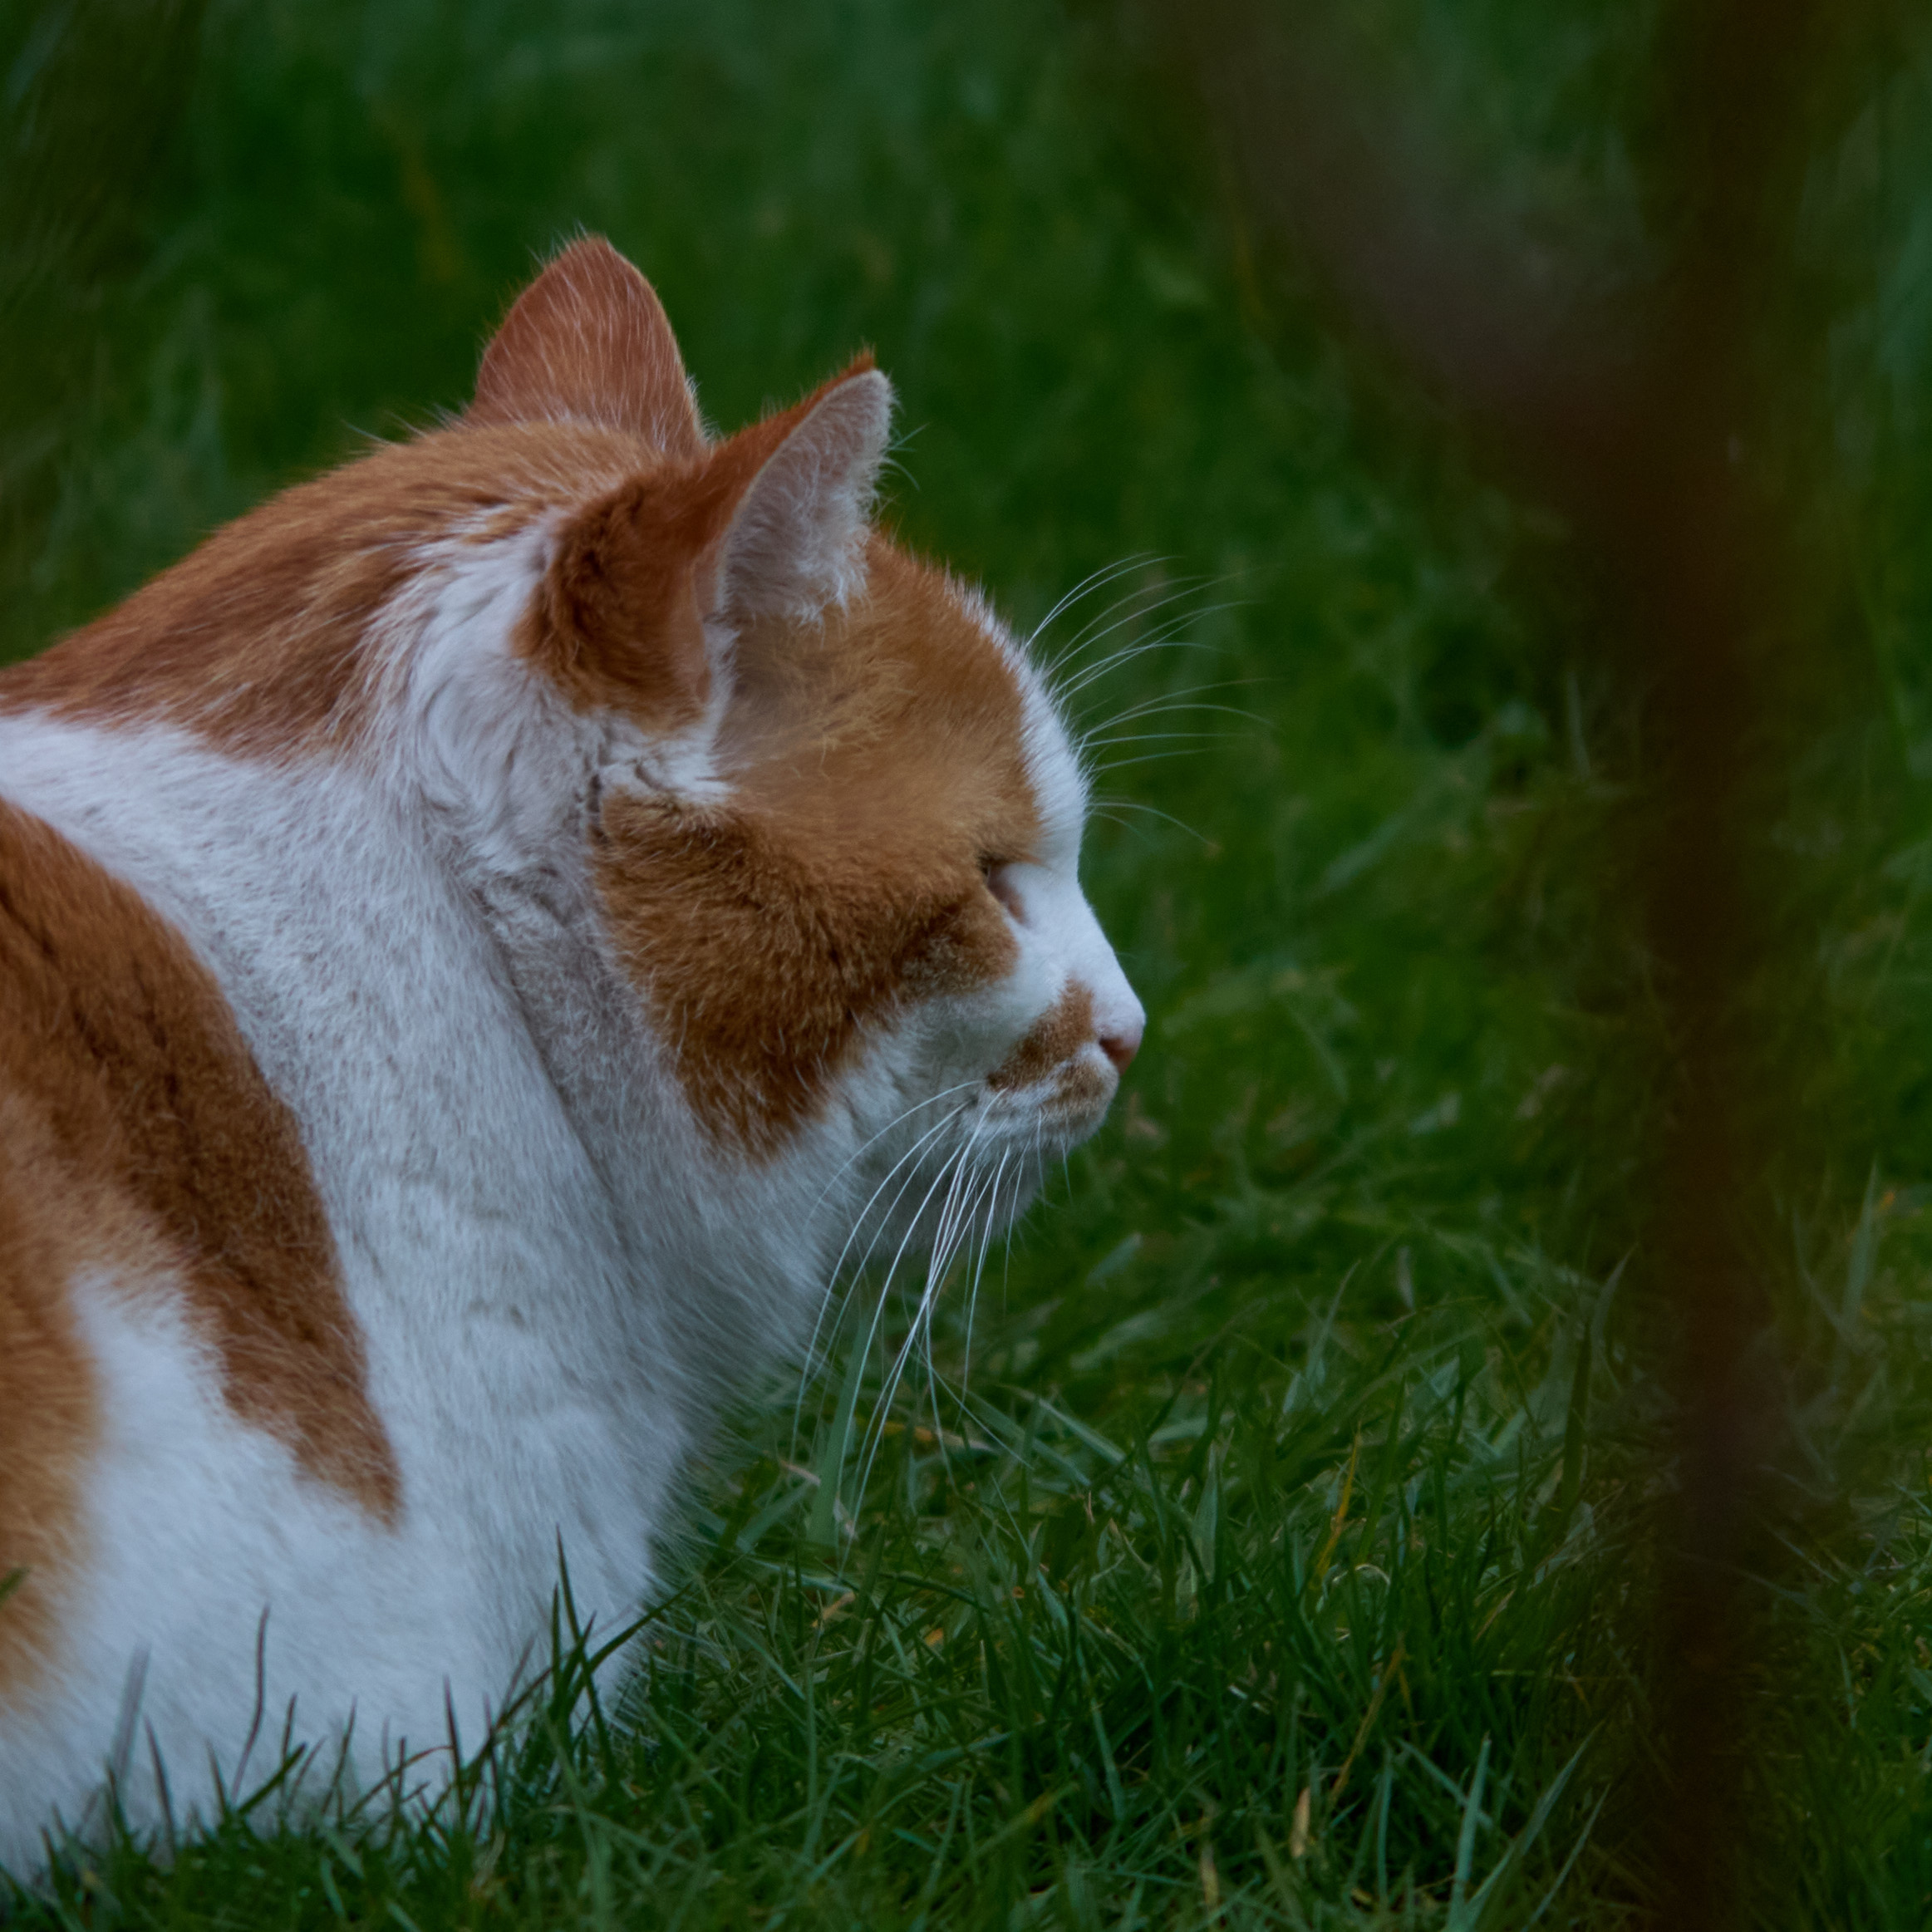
left=980, top=858, right=1025, bottom=922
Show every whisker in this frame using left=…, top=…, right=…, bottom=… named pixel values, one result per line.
left=848, top=1136, right=978, bottom=1412
left=957, top=1150, right=1012, bottom=1405
left=1045, top=577, right=1209, bottom=664
left=999, top=1133, right=1043, bottom=1308
left=1080, top=702, right=1270, bottom=745
left=1084, top=808, right=1166, bottom=848
left=1052, top=596, right=1249, bottom=701
left=1026, top=555, right=1169, bottom=658
left=1086, top=797, right=1217, bottom=847
left=1036, top=581, right=1222, bottom=691
left=1042, top=560, right=1200, bottom=642
left=1054, top=633, right=1217, bottom=705
left=1029, top=553, right=1166, bottom=632
left=1066, top=583, right=1259, bottom=661
left=894, top=1121, right=988, bottom=1369
left=1076, top=728, right=1237, bottom=750
left=790, top=1097, right=976, bottom=1448
left=854, top=1125, right=990, bottom=1497
left=868, top=1103, right=1027, bottom=1493
left=1033, top=563, right=1256, bottom=705
left=807, top=1077, right=986, bottom=1219
left=815, top=1092, right=979, bottom=1283
left=1089, top=747, right=1220, bottom=776
left=1079, top=684, right=1270, bottom=736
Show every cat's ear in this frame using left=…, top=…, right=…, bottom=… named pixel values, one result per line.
left=531, top=359, right=892, bottom=726
left=529, top=355, right=888, bottom=726
left=467, top=236, right=705, bottom=458
left=702, top=356, right=894, bottom=621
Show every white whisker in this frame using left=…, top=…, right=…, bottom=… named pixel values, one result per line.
left=844, top=1136, right=983, bottom=1501
left=1026, top=555, right=1168, bottom=659
left=1089, top=747, right=1220, bottom=777
left=789, top=1095, right=977, bottom=1449
left=1077, top=726, right=1237, bottom=747
left=1079, top=686, right=1268, bottom=737
left=1087, top=798, right=1216, bottom=847
left=808, top=1077, right=985, bottom=1219
left=859, top=1118, right=991, bottom=1478
left=957, top=1149, right=1012, bottom=1404
left=1043, top=583, right=1208, bottom=676
left=1059, top=587, right=1251, bottom=687
left=1055, top=634, right=1216, bottom=704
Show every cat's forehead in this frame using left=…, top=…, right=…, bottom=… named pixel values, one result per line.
left=720, top=535, right=1082, bottom=858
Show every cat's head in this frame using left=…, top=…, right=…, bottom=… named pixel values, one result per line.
left=475, top=239, right=1143, bottom=1215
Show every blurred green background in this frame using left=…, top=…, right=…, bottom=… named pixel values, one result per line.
left=9, top=1, right=1932, bottom=1925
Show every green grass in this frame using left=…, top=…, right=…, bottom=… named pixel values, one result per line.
left=7, top=1, right=1932, bottom=1924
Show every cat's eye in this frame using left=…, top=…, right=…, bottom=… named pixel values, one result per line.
left=981, top=858, right=1025, bottom=921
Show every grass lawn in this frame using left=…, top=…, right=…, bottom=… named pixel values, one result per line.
left=7, top=2, right=1932, bottom=1924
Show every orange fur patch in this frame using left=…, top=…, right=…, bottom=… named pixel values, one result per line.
left=0, top=1093, right=107, bottom=1699
left=0, top=804, right=400, bottom=1576
left=0, top=425, right=656, bottom=755
left=594, top=541, right=1039, bottom=1152
left=988, top=983, right=1096, bottom=1090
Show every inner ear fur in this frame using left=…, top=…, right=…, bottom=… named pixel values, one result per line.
left=524, top=360, right=894, bottom=726
left=468, top=236, right=705, bottom=457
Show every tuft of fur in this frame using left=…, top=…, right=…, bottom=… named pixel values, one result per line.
left=0, top=237, right=1143, bottom=1870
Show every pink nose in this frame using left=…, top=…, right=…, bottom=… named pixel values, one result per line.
left=1099, top=1023, right=1142, bottom=1073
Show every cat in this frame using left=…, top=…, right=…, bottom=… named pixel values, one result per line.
left=0, top=236, right=1143, bottom=1868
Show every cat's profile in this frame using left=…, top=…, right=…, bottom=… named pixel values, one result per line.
left=0, top=237, right=1142, bottom=1867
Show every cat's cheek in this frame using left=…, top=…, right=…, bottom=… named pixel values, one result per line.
left=894, top=894, right=1053, bottom=1091
left=900, top=892, right=1018, bottom=1004
left=592, top=802, right=1015, bottom=1154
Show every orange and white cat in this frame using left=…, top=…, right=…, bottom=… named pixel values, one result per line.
left=0, top=238, right=1141, bottom=1866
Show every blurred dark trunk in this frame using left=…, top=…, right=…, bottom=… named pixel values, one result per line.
left=1177, top=0, right=1853, bottom=1918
